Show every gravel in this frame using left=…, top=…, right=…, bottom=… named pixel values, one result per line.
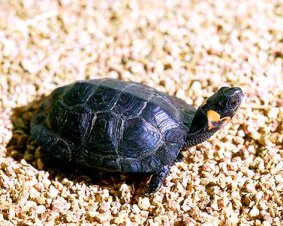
left=0, top=0, right=282, bottom=225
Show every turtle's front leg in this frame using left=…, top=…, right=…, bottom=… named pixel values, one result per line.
left=147, top=165, right=170, bottom=194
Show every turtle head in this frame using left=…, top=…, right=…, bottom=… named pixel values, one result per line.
left=198, top=87, right=244, bottom=131
left=187, top=87, right=244, bottom=147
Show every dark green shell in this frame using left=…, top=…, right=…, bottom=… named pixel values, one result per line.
left=31, top=79, right=195, bottom=173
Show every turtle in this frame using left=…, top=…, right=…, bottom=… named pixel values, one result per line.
left=30, top=78, right=243, bottom=193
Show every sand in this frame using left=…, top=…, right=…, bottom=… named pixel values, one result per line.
left=0, top=0, right=282, bottom=225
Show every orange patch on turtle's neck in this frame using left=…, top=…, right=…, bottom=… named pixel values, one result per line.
left=207, top=110, right=221, bottom=122
left=207, top=110, right=231, bottom=130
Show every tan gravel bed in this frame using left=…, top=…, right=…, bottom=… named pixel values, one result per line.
left=0, top=0, right=283, bottom=225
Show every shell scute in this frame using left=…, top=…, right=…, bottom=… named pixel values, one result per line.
left=46, top=101, right=67, bottom=133
left=87, top=86, right=121, bottom=111
left=120, top=158, right=141, bottom=172
left=113, top=92, right=146, bottom=117
left=141, top=155, right=162, bottom=172
left=87, top=112, right=120, bottom=153
left=60, top=106, right=93, bottom=143
left=164, top=127, right=187, bottom=144
left=155, top=143, right=182, bottom=165
left=124, top=83, right=154, bottom=100
left=118, top=118, right=161, bottom=158
left=63, top=81, right=97, bottom=106
left=150, top=95, right=179, bottom=120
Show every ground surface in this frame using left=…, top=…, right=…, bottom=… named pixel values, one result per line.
left=0, top=0, right=282, bottom=225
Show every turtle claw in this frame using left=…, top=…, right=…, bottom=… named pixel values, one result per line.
left=146, top=165, right=170, bottom=194
left=146, top=179, right=163, bottom=195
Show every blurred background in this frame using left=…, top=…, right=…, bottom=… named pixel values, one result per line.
left=0, top=0, right=282, bottom=225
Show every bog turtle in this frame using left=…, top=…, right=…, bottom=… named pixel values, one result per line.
left=31, top=79, right=243, bottom=193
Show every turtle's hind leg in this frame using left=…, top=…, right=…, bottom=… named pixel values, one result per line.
left=147, top=165, right=170, bottom=194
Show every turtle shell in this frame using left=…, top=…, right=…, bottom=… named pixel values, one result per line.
left=31, top=79, right=196, bottom=173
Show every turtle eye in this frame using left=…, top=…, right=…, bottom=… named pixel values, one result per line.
left=227, top=95, right=239, bottom=110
